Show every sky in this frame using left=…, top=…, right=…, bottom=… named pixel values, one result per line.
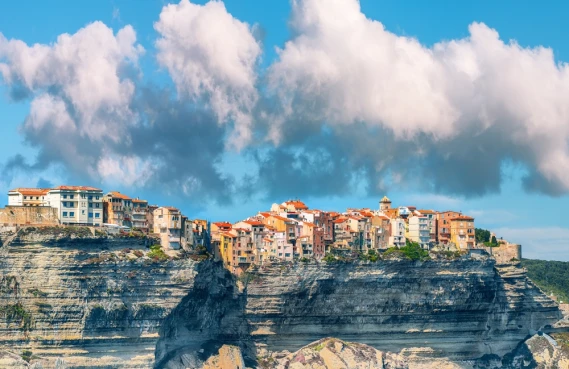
left=0, top=0, right=568, bottom=261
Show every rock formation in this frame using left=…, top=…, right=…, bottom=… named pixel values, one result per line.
left=0, top=227, right=201, bottom=368
left=0, top=228, right=564, bottom=368
left=156, top=258, right=561, bottom=368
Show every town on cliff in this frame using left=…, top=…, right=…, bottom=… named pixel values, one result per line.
left=2, top=186, right=520, bottom=275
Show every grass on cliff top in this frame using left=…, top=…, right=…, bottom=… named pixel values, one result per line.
left=521, top=259, right=569, bottom=303
left=147, top=244, right=170, bottom=262
left=383, top=241, right=430, bottom=261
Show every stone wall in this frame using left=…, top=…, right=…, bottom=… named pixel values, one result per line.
left=0, top=206, right=59, bottom=226
left=482, top=242, right=522, bottom=264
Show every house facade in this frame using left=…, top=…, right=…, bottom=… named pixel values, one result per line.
left=153, top=207, right=182, bottom=249
left=46, top=186, right=103, bottom=226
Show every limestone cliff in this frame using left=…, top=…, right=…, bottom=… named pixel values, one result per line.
left=156, top=257, right=561, bottom=368
left=0, top=228, right=563, bottom=369
left=0, top=227, right=201, bottom=368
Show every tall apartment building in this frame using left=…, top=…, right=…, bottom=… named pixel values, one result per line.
left=450, top=215, right=476, bottom=250
left=389, top=218, right=406, bottom=248
left=153, top=206, right=182, bottom=249
left=46, top=186, right=104, bottom=226
left=103, top=191, right=133, bottom=228
left=408, top=215, right=430, bottom=249
left=131, top=198, right=149, bottom=232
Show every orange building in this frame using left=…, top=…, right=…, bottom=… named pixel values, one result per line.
left=450, top=215, right=475, bottom=250
left=436, top=211, right=462, bottom=244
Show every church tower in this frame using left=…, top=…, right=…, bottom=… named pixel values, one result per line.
left=379, top=196, right=392, bottom=211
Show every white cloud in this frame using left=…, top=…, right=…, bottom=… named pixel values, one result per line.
left=267, top=0, right=569, bottom=194
left=154, top=0, right=261, bottom=148
left=0, top=21, right=145, bottom=185
left=494, top=227, right=569, bottom=262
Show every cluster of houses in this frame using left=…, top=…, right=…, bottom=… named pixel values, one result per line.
left=209, top=196, right=476, bottom=275
left=6, top=187, right=480, bottom=275
left=6, top=186, right=209, bottom=250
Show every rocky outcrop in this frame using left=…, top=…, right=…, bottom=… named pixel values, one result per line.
left=156, top=258, right=561, bottom=368
left=273, top=338, right=407, bottom=369
left=0, top=227, right=200, bottom=368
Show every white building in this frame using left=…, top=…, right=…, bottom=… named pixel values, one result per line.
left=389, top=218, right=406, bottom=248
left=408, top=215, right=430, bottom=249
left=46, top=186, right=104, bottom=226
left=8, top=188, right=50, bottom=207
left=153, top=206, right=182, bottom=250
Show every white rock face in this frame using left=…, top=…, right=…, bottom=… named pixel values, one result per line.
left=0, top=227, right=200, bottom=368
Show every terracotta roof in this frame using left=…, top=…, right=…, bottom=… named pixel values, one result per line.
left=132, top=198, right=147, bottom=203
left=285, top=200, right=308, bottom=210
left=10, top=188, right=50, bottom=196
left=418, top=209, right=435, bottom=214
left=108, top=191, right=131, bottom=200
left=244, top=220, right=263, bottom=226
left=327, top=211, right=341, bottom=217
left=259, top=212, right=272, bottom=218
left=214, top=222, right=232, bottom=228
left=162, top=206, right=180, bottom=212
left=221, top=233, right=236, bottom=238
left=53, top=185, right=102, bottom=191
left=333, top=218, right=347, bottom=224
left=348, top=215, right=363, bottom=221
left=451, top=215, right=474, bottom=221
left=271, top=215, right=291, bottom=222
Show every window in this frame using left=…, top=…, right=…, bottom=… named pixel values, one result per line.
left=89, top=203, right=93, bottom=208
left=63, top=195, right=67, bottom=199
left=95, top=213, right=100, bottom=218
left=82, top=210, right=85, bottom=215
left=70, top=212, right=75, bottom=217
left=95, top=203, right=99, bottom=208
left=95, top=196, right=99, bottom=200
left=88, top=212, right=93, bottom=218
left=70, top=195, right=74, bottom=199
left=88, top=196, right=92, bottom=200
left=63, top=212, right=68, bottom=217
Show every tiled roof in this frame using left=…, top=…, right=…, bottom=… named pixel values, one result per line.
left=244, top=220, right=263, bottom=226
left=109, top=191, right=131, bottom=200
left=285, top=200, right=308, bottom=210
left=132, top=198, right=147, bottom=203
left=451, top=215, right=474, bottom=221
left=214, top=221, right=232, bottom=228
left=10, top=188, right=50, bottom=196
left=53, top=185, right=102, bottom=191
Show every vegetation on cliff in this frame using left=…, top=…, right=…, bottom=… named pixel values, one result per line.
left=521, top=258, right=569, bottom=302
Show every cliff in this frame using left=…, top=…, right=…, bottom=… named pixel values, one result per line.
left=0, top=227, right=201, bottom=368
left=0, top=228, right=563, bottom=369
left=156, top=257, right=561, bottom=368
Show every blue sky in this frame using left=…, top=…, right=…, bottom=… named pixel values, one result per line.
left=1, top=0, right=568, bottom=261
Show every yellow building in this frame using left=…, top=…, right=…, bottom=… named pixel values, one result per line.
left=450, top=215, right=475, bottom=250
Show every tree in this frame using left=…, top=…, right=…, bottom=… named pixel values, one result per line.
left=475, top=228, right=491, bottom=243
left=491, top=235, right=498, bottom=245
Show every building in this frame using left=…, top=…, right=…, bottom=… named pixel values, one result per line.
left=8, top=188, right=50, bottom=207
left=408, top=215, right=430, bottom=249
left=450, top=215, right=475, bottom=250
left=103, top=191, right=133, bottom=228
left=46, top=186, right=103, bottom=226
left=131, top=198, right=149, bottom=232
left=417, top=209, right=437, bottom=243
left=153, top=207, right=182, bottom=249
left=370, top=214, right=391, bottom=250
left=389, top=218, right=406, bottom=248
left=379, top=196, right=392, bottom=211
left=436, top=211, right=463, bottom=244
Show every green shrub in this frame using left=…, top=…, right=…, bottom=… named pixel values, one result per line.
left=147, top=245, right=170, bottom=262
left=21, top=350, right=32, bottom=363
left=299, top=257, right=310, bottom=262
left=323, top=253, right=337, bottom=263
left=0, top=303, right=33, bottom=332
left=383, top=241, right=429, bottom=261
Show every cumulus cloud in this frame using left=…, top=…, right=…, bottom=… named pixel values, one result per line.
left=264, top=0, right=569, bottom=197
left=0, top=20, right=234, bottom=203
left=2, top=0, right=569, bottom=206
left=154, top=0, right=261, bottom=148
